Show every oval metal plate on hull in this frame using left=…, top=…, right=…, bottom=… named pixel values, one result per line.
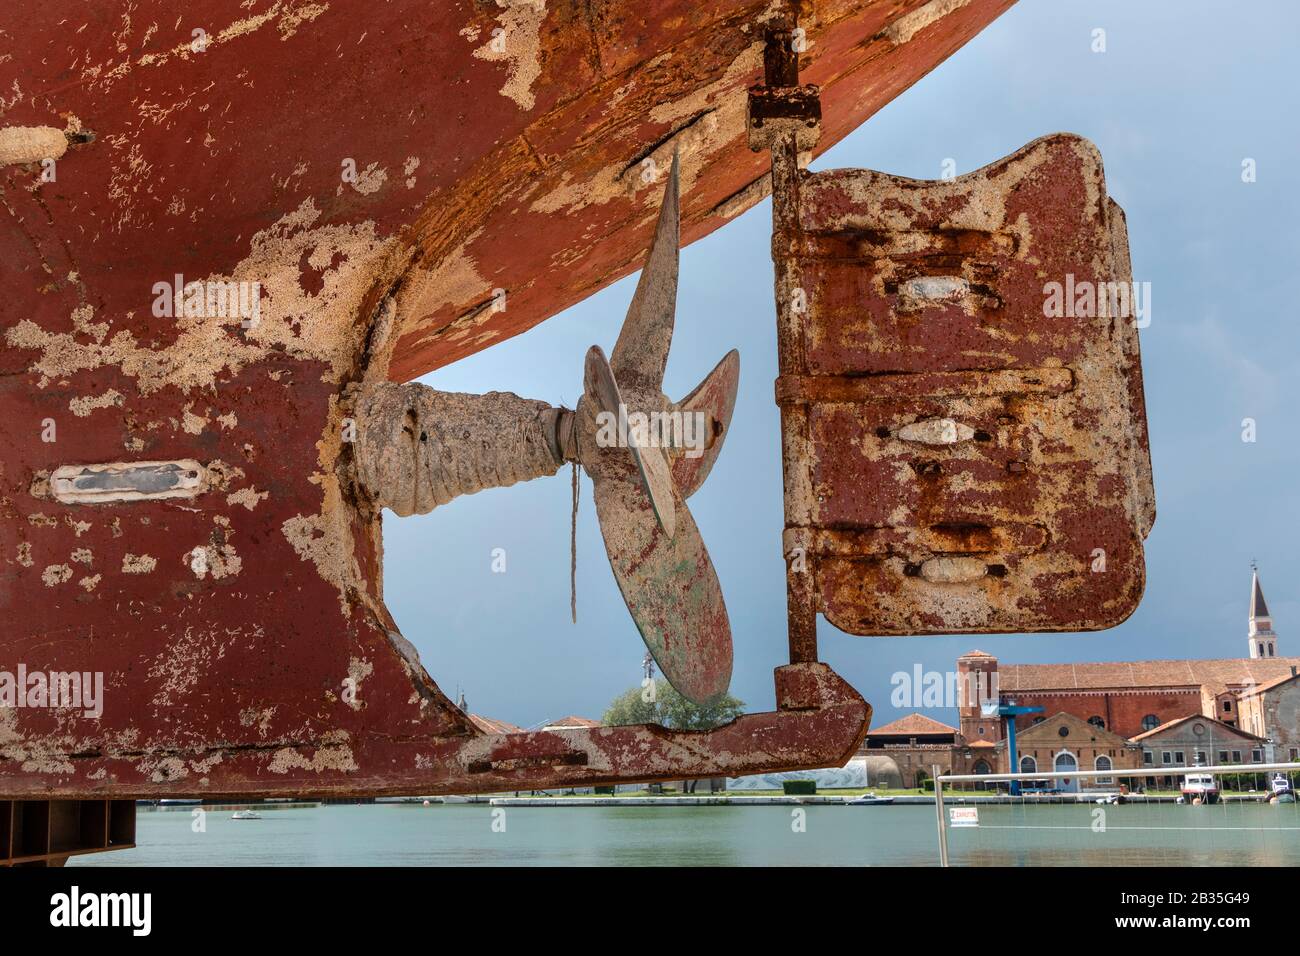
left=50, top=460, right=208, bottom=504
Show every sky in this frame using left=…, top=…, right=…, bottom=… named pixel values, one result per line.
left=381, top=0, right=1300, bottom=730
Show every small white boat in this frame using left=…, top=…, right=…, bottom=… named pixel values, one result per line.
left=1181, top=773, right=1220, bottom=805
left=231, top=809, right=262, bottom=820
left=845, top=793, right=894, bottom=805
left=1270, top=773, right=1295, bottom=804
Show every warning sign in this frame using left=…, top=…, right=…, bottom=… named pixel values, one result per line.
left=949, top=806, right=980, bottom=828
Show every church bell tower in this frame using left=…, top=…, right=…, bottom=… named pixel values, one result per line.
left=1248, top=565, right=1278, bottom=659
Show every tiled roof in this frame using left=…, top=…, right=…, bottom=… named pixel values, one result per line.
left=868, top=713, right=957, bottom=737
left=1237, top=670, right=1300, bottom=698
left=1128, top=714, right=1265, bottom=744
left=998, top=657, right=1300, bottom=695
left=1128, top=716, right=1191, bottom=740
left=543, top=715, right=601, bottom=729
left=469, top=714, right=523, bottom=735
left=959, top=649, right=995, bottom=659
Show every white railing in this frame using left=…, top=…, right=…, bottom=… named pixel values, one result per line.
left=931, top=761, right=1300, bottom=866
left=937, top=761, right=1299, bottom=784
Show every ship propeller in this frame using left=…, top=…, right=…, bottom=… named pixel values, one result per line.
left=574, top=153, right=739, bottom=707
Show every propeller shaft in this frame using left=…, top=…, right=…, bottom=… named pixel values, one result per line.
left=353, top=382, right=572, bottom=516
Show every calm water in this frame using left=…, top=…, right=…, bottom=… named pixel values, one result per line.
left=69, top=801, right=1300, bottom=866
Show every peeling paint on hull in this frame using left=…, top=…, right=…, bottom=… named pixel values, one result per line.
left=0, top=0, right=1012, bottom=798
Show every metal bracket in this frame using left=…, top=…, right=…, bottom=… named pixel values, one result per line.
left=746, top=27, right=821, bottom=154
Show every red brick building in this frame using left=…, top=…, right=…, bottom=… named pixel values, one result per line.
left=1011, top=713, right=1143, bottom=791
left=860, top=569, right=1300, bottom=786
left=958, top=570, right=1300, bottom=750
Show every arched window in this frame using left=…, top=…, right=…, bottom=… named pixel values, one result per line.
left=1095, top=754, right=1113, bottom=785
left=972, top=759, right=991, bottom=776
left=1141, top=714, right=1160, bottom=732
left=1088, top=715, right=1106, bottom=729
left=1020, top=755, right=1037, bottom=774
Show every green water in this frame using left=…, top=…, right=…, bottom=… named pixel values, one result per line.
left=67, top=801, right=1300, bottom=867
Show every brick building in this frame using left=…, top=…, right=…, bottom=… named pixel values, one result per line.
left=857, top=568, right=1299, bottom=788
left=1129, top=714, right=1266, bottom=786
left=862, top=713, right=958, bottom=788
left=959, top=569, right=1300, bottom=745
left=1010, top=713, right=1142, bottom=792
left=1237, top=672, right=1300, bottom=762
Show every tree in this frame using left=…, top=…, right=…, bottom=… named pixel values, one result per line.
left=601, top=684, right=663, bottom=727
left=658, top=682, right=746, bottom=731
left=601, top=680, right=745, bottom=731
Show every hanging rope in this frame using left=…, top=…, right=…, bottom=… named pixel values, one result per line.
left=570, top=460, right=579, bottom=624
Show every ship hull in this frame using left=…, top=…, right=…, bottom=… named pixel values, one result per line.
left=0, top=0, right=1009, bottom=798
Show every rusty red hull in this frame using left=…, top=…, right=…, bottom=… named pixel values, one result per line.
left=0, top=664, right=868, bottom=799
left=2, top=0, right=1017, bottom=379
left=0, top=1, right=1011, bottom=797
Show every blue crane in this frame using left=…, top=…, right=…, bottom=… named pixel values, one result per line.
left=983, top=700, right=1045, bottom=795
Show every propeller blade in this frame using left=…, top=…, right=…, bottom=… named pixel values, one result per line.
left=584, top=346, right=676, bottom=539
left=583, top=344, right=623, bottom=416
left=592, top=472, right=732, bottom=707
left=580, top=151, right=736, bottom=707
left=610, top=151, right=680, bottom=392
left=672, top=349, right=739, bottom=498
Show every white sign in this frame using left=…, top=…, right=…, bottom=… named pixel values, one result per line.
left=949, top=806, right=979, bottom=828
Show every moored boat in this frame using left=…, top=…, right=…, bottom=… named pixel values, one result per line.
left=845, top=793, right=895, bottom=806
left=1181, top=773, right=1220, bottom=805
left=1269, top=773, right=1295, bottom=804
